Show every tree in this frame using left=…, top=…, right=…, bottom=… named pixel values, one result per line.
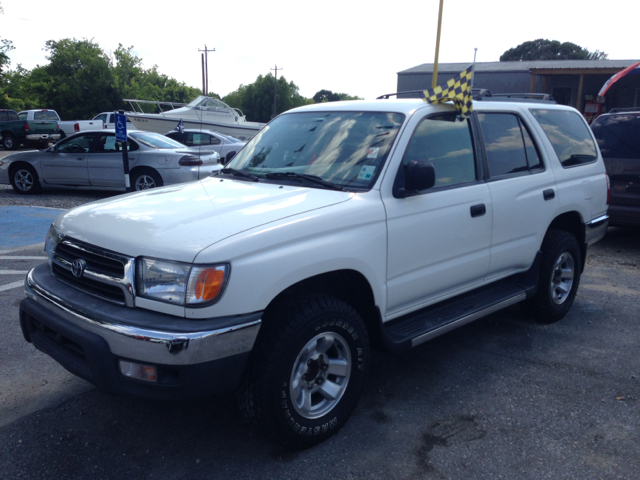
left=312, top=90, right=362, bottom=103
left=223, top=74, right=308, bottom=123
left=500, top=39, right=608, bottom=62
left=30, top=38, right=120, bottom=119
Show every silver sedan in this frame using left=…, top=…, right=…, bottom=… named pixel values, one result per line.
left=164, top=129, right=246, bottom=164
left=0, top=130, right=221, bottom=194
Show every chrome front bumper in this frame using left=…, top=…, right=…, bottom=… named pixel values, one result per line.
left=23, top=265, right=261, bottom=367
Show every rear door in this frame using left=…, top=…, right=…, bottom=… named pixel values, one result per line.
left=40, top=133, right=98, bottom=185
left=475, top=110, right=558, bottom=279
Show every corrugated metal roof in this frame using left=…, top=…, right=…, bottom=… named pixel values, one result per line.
left=399, top=60, right=640, bottom=75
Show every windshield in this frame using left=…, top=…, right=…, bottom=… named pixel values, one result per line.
left=129, top=131, right=186, bottom=149
left=186, top=96, right=233, bottom=112
left=228, top=111, right=405, bottom=190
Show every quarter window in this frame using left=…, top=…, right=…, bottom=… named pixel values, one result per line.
left=531, top=109, right=598, bottom=167
left=402, top=114, right=476, bottom=188
left=477, top=113, right=543, bottom=177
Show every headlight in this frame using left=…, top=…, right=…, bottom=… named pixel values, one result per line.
left=136, top=257, right=229, bottom=307
left=44, top=224, right=62, bottom=264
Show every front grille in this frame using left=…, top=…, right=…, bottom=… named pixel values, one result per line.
left=56, top=242, right=125, bottom=277
left=53, top=263, right=126, bottom=304
left=50, top=238, right=135, bottom=307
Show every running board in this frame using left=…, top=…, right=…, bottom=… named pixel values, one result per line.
left=382, top=280, right=528, bottom=354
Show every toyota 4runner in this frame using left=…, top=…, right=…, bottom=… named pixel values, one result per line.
left=19, top=97, right=609, bottom=447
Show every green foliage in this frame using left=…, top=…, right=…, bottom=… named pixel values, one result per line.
left=223, top=73, right=308, bottom=123
left=500, top=39, right=609, bottom=61
left=312, top=89, right=363, bottom=103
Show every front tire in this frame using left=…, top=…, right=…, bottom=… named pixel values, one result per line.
left=238, top=295, right=370, bottom=448
left=10, top=164, right=41, bottom=194
left=529, top=230, right=582, bottom=323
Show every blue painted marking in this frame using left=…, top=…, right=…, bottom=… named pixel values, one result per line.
left=0, top=206, right=65, bottom=248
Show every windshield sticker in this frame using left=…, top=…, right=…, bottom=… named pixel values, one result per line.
left=358, top=165, right=376, bottom=181
left=367, top=147, right=380, bottom=159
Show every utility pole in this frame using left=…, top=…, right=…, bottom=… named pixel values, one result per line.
left=198, top=45, right=215, bottom=95
left=271, top=65, right=283, bottom=118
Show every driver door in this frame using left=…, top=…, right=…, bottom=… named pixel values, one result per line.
left=40, top=133, right=97, bottom=185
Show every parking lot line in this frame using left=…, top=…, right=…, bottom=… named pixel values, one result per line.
left=0, top=270, right=29, bottom=274
left=0, top=256, right=47, bottom=260
left=0, top=280, right=24, bottom=292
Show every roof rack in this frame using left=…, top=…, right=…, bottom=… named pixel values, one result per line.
left=377, top=89, right=556, bottom=103
left=607, top=107, right=640, bottom=114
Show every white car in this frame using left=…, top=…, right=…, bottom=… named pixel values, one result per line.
left=164, top=128, right=245, bottom=164
left=18, top=96, right=609, bottom=447
left=0, top=130, right=220, bottom=193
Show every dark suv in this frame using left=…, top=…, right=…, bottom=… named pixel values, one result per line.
left=591, top=110, right=640, bottom=227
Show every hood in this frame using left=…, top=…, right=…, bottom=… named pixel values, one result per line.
left=55, top=177, right=352, bottom=262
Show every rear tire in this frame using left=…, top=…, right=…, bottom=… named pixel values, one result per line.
left=238, top=295, right=370, bottom=448
left=10, top=164, right=41, bottom=194
left=3, top=133, right=16, bottom=150
left=529, top=230, right=581, bottom=323
left=132, top=169, right=163, bottom=191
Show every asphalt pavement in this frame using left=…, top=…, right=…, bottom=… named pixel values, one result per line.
left=0, top=189, right=638, bottom=480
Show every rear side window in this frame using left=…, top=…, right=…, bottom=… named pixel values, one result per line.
left=590, top=114, right=640, bottom=159
left=531, top=109, right=598, bottom=167
left=1, top=111, right=19, bottom=121
left=477, top=113, right=543, bottom=177
left=402, top=114, right=476, bottom=188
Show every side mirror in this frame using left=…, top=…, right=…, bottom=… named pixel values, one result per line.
left=224, top=151, right=236, bottom=165
left=394, top=160, right=436, bottom=198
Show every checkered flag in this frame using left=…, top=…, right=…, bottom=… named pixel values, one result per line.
left=423, top=65, right=474, bottom=118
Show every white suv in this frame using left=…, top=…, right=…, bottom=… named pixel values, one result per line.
left=19, top=97, right=609, bottom=447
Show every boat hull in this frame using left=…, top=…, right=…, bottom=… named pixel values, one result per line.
left=128, top=114, right=264, bottom=141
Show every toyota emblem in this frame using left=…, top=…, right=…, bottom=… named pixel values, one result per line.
left=71, top=259, right=87, bottom=278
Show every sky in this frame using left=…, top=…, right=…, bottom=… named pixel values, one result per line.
left=1, top=0, right=638, bottom=105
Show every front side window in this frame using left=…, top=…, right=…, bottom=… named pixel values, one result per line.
left=478, top=113, right=543, bottom=177
left=57, top=134, right=96, bottom=153
left=229, top=111, right=405, bottom=190
left=531, top=109, right=598, bottom=167
left=402, top=114, right=476, bottom=188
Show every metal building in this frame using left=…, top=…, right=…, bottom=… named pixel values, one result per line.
left=397, top=60, right=640, bottom=121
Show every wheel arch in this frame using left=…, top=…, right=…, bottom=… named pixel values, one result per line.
left=546, top=211, right=587, bottom=271
left=263, top=269, right=384, bottom=348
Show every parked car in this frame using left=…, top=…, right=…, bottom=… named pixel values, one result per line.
left=18, top=97, right=608, bottom=447
left=0, top=130, right=221, bottom=194
left=591, top=109, right=640, bottom=227
left=1, top=108, right=61, bottom=150
left=18, top=110, right=104, bottom=139
left=164, top=128, right=245, bottom=163
left=93, top=112, right=138, bottom=131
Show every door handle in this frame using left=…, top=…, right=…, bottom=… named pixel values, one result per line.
left=470, top=204, right=486, bottom=217
left=76, top=158, right=84, bottom=161
left=543, top=188, right=555, bottom=200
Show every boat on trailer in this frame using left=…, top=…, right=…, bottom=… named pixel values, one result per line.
left=124, top=96, right=265, bottom=141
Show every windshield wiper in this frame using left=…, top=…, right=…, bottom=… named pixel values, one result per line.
left=219, top=168, right=260, bottom=182
left=265, top=172, right=345, bottom=191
